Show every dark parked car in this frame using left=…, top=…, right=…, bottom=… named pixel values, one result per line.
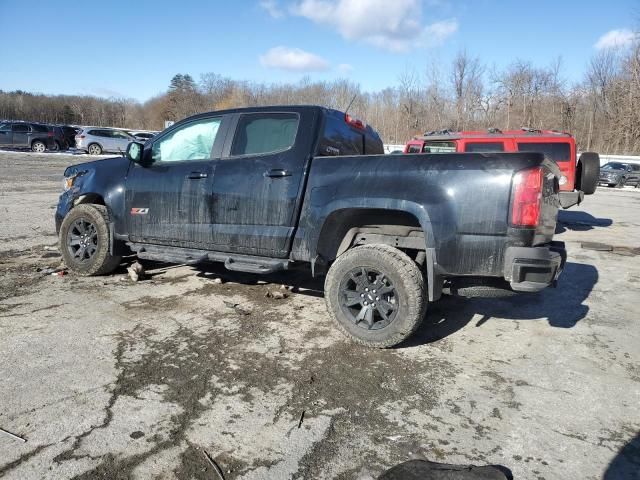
left=0, top=121, right=55, bottom=152
left=56, top=105, right=566, bottom=348
left=599, top=162, right=640, bottom=188
left=59, top=125, right=81, bottom=149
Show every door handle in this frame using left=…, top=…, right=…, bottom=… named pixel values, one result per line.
left=187, top=172, right=208, bottom=179
left=264, top=169, right=292, bottom=178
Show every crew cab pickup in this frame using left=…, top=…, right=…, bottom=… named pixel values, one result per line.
left=56, top=106, right=566, bottom=348
left=405, top=129, right=600, bottom=209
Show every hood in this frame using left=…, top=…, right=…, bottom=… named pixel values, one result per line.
left=63, top=155, right=131, bottom=178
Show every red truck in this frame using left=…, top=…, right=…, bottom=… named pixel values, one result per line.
left=404, top=129, right=599, bottom=208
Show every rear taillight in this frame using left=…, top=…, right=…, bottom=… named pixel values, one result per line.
left=48, top=131, right=54, bottom=137
left=511, top=167, right=544, bottom=227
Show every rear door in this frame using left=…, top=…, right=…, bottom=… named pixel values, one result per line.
left=125, top=115, right=228, bottom=246
left=209, top=109, right=315, bottom=257
left=111, top=130, right=133, bottom=153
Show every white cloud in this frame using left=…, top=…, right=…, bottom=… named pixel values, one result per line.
left=423, top=18, right=458, bottom=47
left=594, top=29, right=637, bottom=50
left=337, top=63, right=354, bottom=74
left=259, top=0, right=284, bottom=18
left=291, top=0, right=456, bottom=52
left=260, top=46, right=330, bottom=72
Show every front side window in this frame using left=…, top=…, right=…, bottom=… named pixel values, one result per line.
left=407, top=145, right=421, bottom=153
left=231, top=113, right=299, bottom=156
left=31, top=124, right=49, bottom=133
left=465, top=142, right=504, bottom=153
left=152, top=117, right=221, bottom=162
left=517, top=142, right=570, bottom=162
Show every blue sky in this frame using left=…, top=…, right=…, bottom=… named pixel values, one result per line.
left=0, top=0, right=637, bottom=101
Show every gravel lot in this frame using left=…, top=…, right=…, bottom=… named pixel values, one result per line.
left=1, top=150, right=639, bottom=479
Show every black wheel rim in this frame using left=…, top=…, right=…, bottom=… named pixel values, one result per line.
left=338, top=267, right=398, bottom=330
left=67, top=218, right=98, bottom=262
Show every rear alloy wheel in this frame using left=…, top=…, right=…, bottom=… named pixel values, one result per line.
left=59, top=204, right=122, bottom=276
left=88, top=143, right=102, bottom=155
left=31, top=140, right=46, bottom=153
left=325, top=244, right=427, bottom=348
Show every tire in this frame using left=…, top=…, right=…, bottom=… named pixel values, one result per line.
left=324, top=244, right=427, bottom=348
left=575, top=152, right=599, bottom=195
left=88, top=143, right=102, bottom=155
left=59, top=204, right=122, bottom=276
left=617, top=178, right=627, bottom=188
left=31, top=140, right=46, bottom=153
left=608, top=183, right=616, bottom=187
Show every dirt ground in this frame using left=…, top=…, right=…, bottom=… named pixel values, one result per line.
left=1, top=150, right=639, bottom=480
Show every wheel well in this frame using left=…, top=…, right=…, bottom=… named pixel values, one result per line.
left=31, top=138, right=45, bottom=146
left=317, top=208, right=424, bottom=263
left=73, top=194, right=105, bottom=207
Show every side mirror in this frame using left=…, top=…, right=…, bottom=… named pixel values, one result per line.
left=126, top=141, right=145, bottom=164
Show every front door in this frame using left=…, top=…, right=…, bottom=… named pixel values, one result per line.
left=125, top=115, right=227, bottom=247
left=11, top=123, right=30, bottom=147
left=210, top=110, right=315, bottom=257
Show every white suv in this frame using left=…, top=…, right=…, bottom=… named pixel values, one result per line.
left=75, top=128, right=136, bottom=155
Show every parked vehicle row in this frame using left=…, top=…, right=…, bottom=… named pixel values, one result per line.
left=598, top=162, right=640, bottom=188
left=0, top=119, right=158, bottom=154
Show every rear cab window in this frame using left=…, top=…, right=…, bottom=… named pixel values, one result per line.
left=231, top=112, right=299, bottom=156
left=317, top=112, right=364, bottom=156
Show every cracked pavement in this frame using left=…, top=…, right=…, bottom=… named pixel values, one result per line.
left=0, top=151, right=639, bottom=479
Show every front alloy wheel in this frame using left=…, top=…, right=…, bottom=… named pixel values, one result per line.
left=66, top=218, right=98, bottom=262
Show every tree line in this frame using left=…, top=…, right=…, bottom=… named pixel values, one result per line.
left=1, top=43, right=638, bottom=154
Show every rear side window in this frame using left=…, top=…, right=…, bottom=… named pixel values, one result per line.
left=231, top=113, right=299, bottom=156
left=31, top=124, right=49, bottom=133
left=464, top=142, right=504, bottom=153
left=318, top=114, right=363, bottom=156
left=12, top=124, right=30, bottom=133
left=407, top=145, right=421, bottom=153
left=517, top=142, right=571, bottom=162
left=87, top=130, right=102, bottom=136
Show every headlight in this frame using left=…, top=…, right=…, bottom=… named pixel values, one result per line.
left=63, top=175, right=76, bottom=191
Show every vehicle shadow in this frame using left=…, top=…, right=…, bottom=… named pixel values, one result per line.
left=556, top=210, right=612, bottom=233
left=142, top=259, right=598, bottom=347
left=603, top=431, right=640, bottom=480
left=404, top=261, right=598, bottom=347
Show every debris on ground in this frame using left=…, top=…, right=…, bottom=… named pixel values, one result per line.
left=0, top=427, right=27, bottom=443
left=297, top=410, right=305, bottom=429
left=212, top=277, right=223, bottom=284
left=51, top=270, right=67, bottom=277
left=202, top=449, right=225, bottom=480
left=223, top=301, right=251, bottom=316
left=127, top=261, right=145, bottom=282
left=43, top=246, right=58, bottom=251
left=265, top=290, right=288, bottom=300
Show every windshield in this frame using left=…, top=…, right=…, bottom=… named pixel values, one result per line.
left=602, top=162, right=627, bottom=170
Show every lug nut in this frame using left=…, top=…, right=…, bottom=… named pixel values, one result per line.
left=360, top=293, right=364, bottom=297
left=365, top=288, right=369, bottom=292
left=373, top=303, right=377, bottom=308
left=372, top=290, right=376, bottom=293
left=376, top=296, right=380, bottom=301
left=363, top=301, right=368, bottom=305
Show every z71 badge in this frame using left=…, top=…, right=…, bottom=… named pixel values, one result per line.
left=130, top=208, right=149, bottom=215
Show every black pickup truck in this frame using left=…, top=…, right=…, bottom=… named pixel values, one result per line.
left=56, top=106, right=566, bottom=347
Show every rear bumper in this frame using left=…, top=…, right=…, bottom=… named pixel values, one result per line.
left=503, top=241, right=566, bottom=293
left=558, top=190, right=584, bottom=209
